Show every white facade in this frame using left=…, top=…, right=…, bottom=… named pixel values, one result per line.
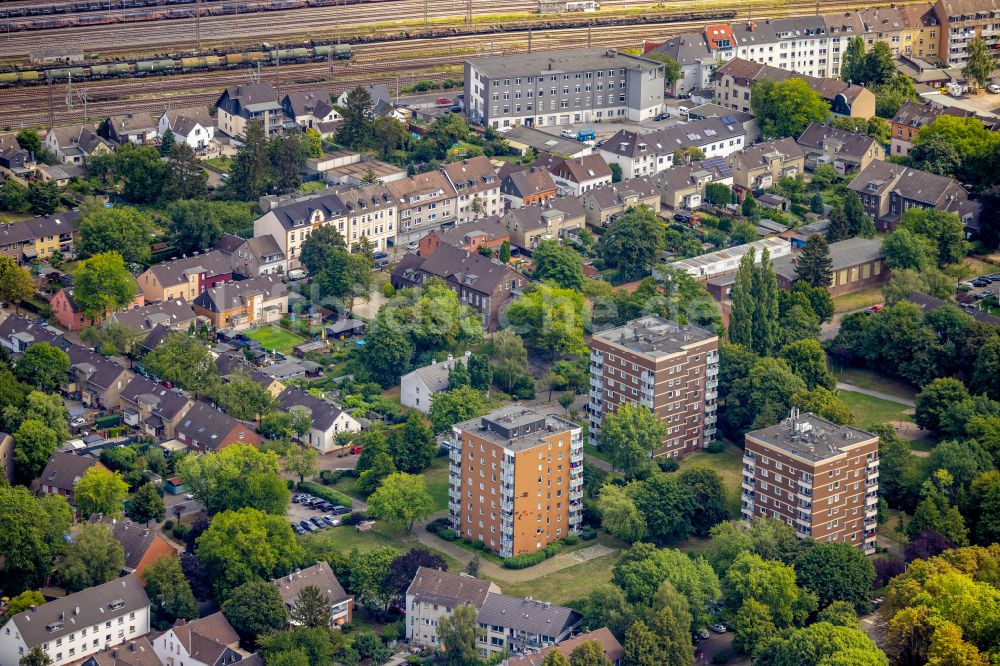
left=306, top=411, right=361, bottom=454
left=157, top=114, right=214, bottom=150
left=400, top=353, right=471, bottom=414
left=665, top=237, right=792, bottom=280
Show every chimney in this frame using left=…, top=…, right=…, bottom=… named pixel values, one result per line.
left=447, top=354, right=455, bottom=369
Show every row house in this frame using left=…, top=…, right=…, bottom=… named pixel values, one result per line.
left=934, top=0, right=1000, bottom=67
left=153, top=613, right=256, bottom=666
left=533, top=153, right=613, bottom=196
left=391, top=243, right=526, bottom=330
left=654, top=157, right=734, bottom=211
left=713, top=58, right=876, bottom=118
left=599, top=117, right=746, bottom=181
left=275, top=387, right=360, bottom=453
left=795, top=123, right=884, bottom=176
left=0, top=210, right=79, bottom=263
left=38, top=452, right=107, bottom=502
left=439, top=156, right=502, bottom=224
left=386, top=171, right=460, bottom=247
left=727, top=137, right=805, bottom=193
left=191, top=275, right=288, bottom=331
left=899, top=4, right=942, bottom=60
left=106, top=300, right=198, bottom=336
left=418, top=217, right=510, bottom=257
left=215, top=233, right=288, bottom=278
left=0, top=575, right=150, bottom=666
left=91, top=516, right=177, bottom=577
left=137, top=250, right=233, bottom=303
left=500, top=196, right=586, bottom=250
left=157, top=107, right=215, bottom=150
left=120, top=376, right=193, bottom=441
left=889, top=100, right=975, bottom=156
left=848, top=160, right=980, bottom=233
left=579, top=177, right=660, bottom=228
left=67, top=345, right=134, bottom=410
left=50, top=283, right=145, bottom=332
left=499, top=167, right=558, bottom=209
left=174, top=400, right=262, bottom=452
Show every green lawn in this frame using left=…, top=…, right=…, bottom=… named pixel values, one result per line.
left=245, top=325, right=306, bottom=353
left=909, top=437, right=936, bottom=453
left=676, top=442, right=745, bottom=518
left=584, top=443, right=611, bottom=464
left=880, top=509, right=909, bottom=550
left=839, top=390, right=914, bottom=428
left=205, top=156, right=231, bottom=173
left=832, top=286, right=884, bottom=313
left=304, top=521, right=461, bottom=569
left=330, top=457, right=450, bottom=513
left=498, top=549, right=621, bottom=606
left=832, top=366, right=918, bottom=401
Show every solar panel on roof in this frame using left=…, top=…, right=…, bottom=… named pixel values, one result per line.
left=721, top=116, right=736, bottom=124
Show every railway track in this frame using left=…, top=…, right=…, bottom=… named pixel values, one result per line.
left=0, top=0, right=902, bottom=128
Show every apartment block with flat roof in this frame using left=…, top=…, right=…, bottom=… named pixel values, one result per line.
left=742, top=410, right=880, bottom=554
left=589, top=315, right=719, bottom=458
left=448, top=406, right=583, bottom=558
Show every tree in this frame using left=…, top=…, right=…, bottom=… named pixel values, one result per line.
left=127, top=482, right=166, bottom=524
left=0, top=486, right=72, bottom=592
left=437, top=603, right=481, bottom=666
left=74, top=466, right=129, bottom=518
left=882, top=228, right=935, bottom=271
left=384, top=548, right=448, bottom=602
left=841, top=36, right=866, bottom=84
left=752, top=78, right=829, bottom=138
left=447, top=361, right=470, bottom=390
left=729, top=249, right=755, bottom=349
left=141, top=554, right=197, bottom=622
left=214, top=372, right=273, bottom=421
left=599, top=206, right=665, bottom=281
left=229, top=121, right=272, bottom=199
left=597, top=403, right=666, bottom=479
left=723, top=552, right=811, bottom=629
left=899, top=207, right=967, bottom=267
left=159, top=127, right=175, bottom=156
left=533, top=240, right=585, bottom=290
left=196, top=507, right=304, bottom=597
left=258, top=626, right=340, bottom=666
left=780, top=338, right=836, bottom=390
left=222, top=579, right=288, bottom=643
left=624, top=620, right=662, bottom=666
left=763, top=622, right=887, bottom=666
left=629, top=475, right=695, bottom=544
left=732, top=598, right=776, bottom=657
left=597, top=484, right=647, bottom=542
left=114, top=143, right=169, bottom=203
left=178, top=443, right=290, bottom=515
left=269, top=131, right=305, bottom=194
left=794, top=542, right=875, bottom=613
left=797, top=234, right=833, bottom=288
left=289, top=584, right=333, bottom=628
left=963, top=38, right=993, bottom=91
left=862, top=41, right=896, bottom=85
left=27, top=180, right=59, bottom=216
left=19, top=647, right=52, bottom=666
left=467, top=353, right=493, bottom=392
left=613, top=545, right=720, bottom=627
left=367, top=472, right=435, bottom=532
left=491, top=330, right=528, bottom=393
left=15, top=343, right=69, bottom=391
left=907, top=471, right=969, bottom=546
left=0, top=180, right=29, bottom=213
left=348, top=546, right=400, bottom=611
left=0, top=256, right=33, bottom=313
left=394, top=411, right=436, bottom=473
left=542, top=651, right=570, bottom=666
left=72, top=251, right=137, bottom=322
left=915, top=378, right=970, bottom=434
left=505, top=284, right=587, bottom=360
left=704, top=182, right=732, bottom=206
left=678, top=467, right=729, bottom=536
left=358, top=311, right=415, bottom=388
left=336, top=86, right=375, bottom=149
left=353, top=631, right=391, bottom=665
left=373, top=116, right=408, bottom=159
left=144, top=332, right=218, bottom=395
left=13, top=419, right=58, bottom=483
left=5, top=590, right=45, bottom=617
left=569, top=641, right=613, bottom=666
left=164, top=143, right=207, bottom=201
left=282, top=444, right=318, bottom=485
left=428, top=385, right=489, bottom=433
left=972, top=337, right=1000, bottom=401
left=751, top=248, right=779, bottom=355
left=57, top=522, right=125, bottom=592
left=78, top=206, right=153, bottom=265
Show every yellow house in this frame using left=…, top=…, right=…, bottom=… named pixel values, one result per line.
left=900, top=3, right=941, bottom=61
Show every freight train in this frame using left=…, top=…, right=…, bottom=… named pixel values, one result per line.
left=0, top=43, right=352, bottom=85
left=0, top=0, right=343, bottom=22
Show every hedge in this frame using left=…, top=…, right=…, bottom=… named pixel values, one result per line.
left=298, top=482, right=354, bottom=508
left=501, top=537, right=570, bottom=569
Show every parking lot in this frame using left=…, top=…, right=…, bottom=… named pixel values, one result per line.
left=287, top=492, right=353, bottom=536
left=958, top=271, right=1000, bottom=315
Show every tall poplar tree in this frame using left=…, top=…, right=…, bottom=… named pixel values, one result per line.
left=728, top=249, right=755, bottom=349
left=751, top=248, right=779, bottom=356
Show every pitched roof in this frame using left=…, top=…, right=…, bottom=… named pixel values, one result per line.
left=145, top=250, right=232, bottom=289
left=393, top=242, right=521, bottom=294
left=163, top=106, right=215, bottom=136
left=271, top=561, right=352, bottom=607
left=935, top=0, right=1000, bottom=17
left=502, top=197, right=586, bottom=233
left=91, top=516, right=174, bottom=571
left=796, top=123, right=880, bottom=161
left=67, top=345, right=130, bottom=391
left=385, top=170, right=456, bottom=205
left=655, top=159, right=730, bottom=192
left=435, top=216, right=510, bottom=247
left=9, top=574, right=148, bottom=648
left=168, top=612, right=240, bottom=665
left=109, top=300, right=197, bottom=332
left=439, top=156, right=499, bottom=196
left=728, top=137, right=804, bottom=172
left=602, top=117, right=745, bottom=159
left=121, top=376, right=192, bottom=421
left=193, top=275, right=286, bottom=313
left=584, top=177, right=659, bottom=208
left=502, top=168, right=557, bottom=198
left=175, top=401, right=257, bottom=450
left=106, top=112, right=157, bottom=136
left=283, top=89, right=336, bottom=119
left=406, top=567, right=496, bottom=608
left=0, top=211, right=80, bottom=247
left=649, top=30, right=715, bottom=66
left=507, top=628, right=624, bottom=666
left=715, top=57, right=867, bottom=103
left=908, top=292, right=1000, bottom=326
left=216, top=83, right=279, bottom=114
left=82, top=636, right=160, bottom=666
left=476, top=593, right=581, bottom=636
left=402, top=353, right=470, bottom=394
left=48, top=124, right=111, bottom=154
left=772, top=237, right=883, bottom=281
left=847, top=161, right=973, bottom=214
left=276, top=386, right=347, bottom=431
left=534, top=153, right=612, bottom=183
left=214, top=352, right=277, bottom=389
left=39, top=451, right=103, bottom=492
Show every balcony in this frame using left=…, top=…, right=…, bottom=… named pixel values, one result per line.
left=590, top=351, right=603, bottom=365
left=741, top=477, right=755, bottom=492
left=741, top=489, right=755, bottom=502
left=797, top=489, right=813, bottom=503
left=501, top=501, right=513, bottom=513
left=742, top=453, right=755, bottom=465
left=705, top=402, right=718, bottom=413
left=589, top=376, right=603, bottom=389
left=706, top=365, right=719, bottom=377
left=867, top=469, right=879, bottom=481
left=707, top=353, right=719, bottom=364
left=865, top=507, right=878, bottom=520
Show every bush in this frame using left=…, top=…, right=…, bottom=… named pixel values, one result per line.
left=712, top=653, right=730, bottom=664
left=343, top=511, right=370, bottom=526
left=172, top=524, right=189, bottom=540
left=472, top=540, right=488, bottom=552
left=381, top=620, right=404, bottom=643
left=426, top=518, right=451, bottom=535
left=511, top=375, right=536, bottom=400
left=163, top=520, right=174, bottom=530
left=563, top=534, right=579, bottom=545
left=543, top=541, right=563, bottom=557
left=298, top=481, right=354, bottom=508
left=383, top=283, right=395, bottom=298
left=581, top=526, right=597, bottom=540
left=503, top=552, right=547, bottom=569
left=657, top=456, right=680, bottom=472
left=319, top=469, right=346, bottom=485
left=704, top=440, right=727, bottom=454
left=438, top=528, right=458, bottom=541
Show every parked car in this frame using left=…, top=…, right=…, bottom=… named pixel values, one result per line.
left=321, top=515, right=339, bottom=526
left=406, top=241, right=419, bottom=251
left=332, top=505, right=351, bottom=515
left=292, top=523, right=305, bottom=535
left=300, top=520, right=317, bottom=532
left=709, top=624, right=727, bottom=634
left=863, top=304, right=884, bottom=315
left=989, top=84, right=1000, bottom=94
left=349, top=446, right=363, bottom=455
left=70, top=416, right=86, bottom=428
left=655, top=113, right=669, bottom=121
left=560, top=128, right=576, bottom=139
left=449, top=104, right=462, bottom=113
left=310, top=517, right=327, bottom=529
left=436, top=97, right=452, bottom=105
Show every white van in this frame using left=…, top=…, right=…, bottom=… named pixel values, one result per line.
left=287, top=269, right=307, bottom=281
left=560, top=128, right=576, bottom=139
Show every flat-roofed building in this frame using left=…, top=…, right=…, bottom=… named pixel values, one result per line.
left=742, top=410, right=879, bottom=554
left=448, top=407, right=583, bottom=557
left=589, top=316, right=719, bottom=457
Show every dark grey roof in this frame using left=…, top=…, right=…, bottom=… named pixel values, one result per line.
left=283, top=89, right=336, bottom=119
left=909, top=292, right=1000, bottom=326
left=271, top=561, right=351, bottom=607
left=39, top=451, right=103, bottom=492
left=216, top=83, right=279, bottom=116
left=593, top=315, right=716, bottom=357
left=476, top=593, right=581, bottom=636
left=67, top=345, right=130, bottom=391
left=406, top=567, right=495, bottom=608
left=654, top=159, right=730, bottom=193
left=193, top=275, right=286, bottom=313
left=466, top=47, right=659, bottom=78
left=847, top=161, right=973, bottom=215
left=0, top=315, right=66, bottom=350
left=393, top=242, right=521, bottom=295
left=109, top=300, right=197, bottom=332
left=502, top=168, right=556, bottom=198
left=687, top=103, right=755, bottom=124
left=403, top=353, right=470, bottom=394
left=796, top=124, right=880, bottom=162
left=728, top=137, right=804, bottom=172
left=584, top=177, right=659, bottom=209
left=649, top=30, right=714, bottom=66
left=146, top=250, right=232, bottom=289
left=81, top=636, right=160, bottom=666
left=9, top=574, right=148, bottom=648
left=436, top=217, right=510, bottom=247
left=121, top=376, right=192, bottom=421
left=747, top=412, right=877, bottom=462
left=772, top=237, right=883, bottom=281
left=534, top=153, right=612, bottom=183
left=502, top=197, right=586, bottom=233
left=91, top=516, right=170, bottom=571
left=175, top=401, right=254, bottom=450
left=276, top=386, right=347, bottom=431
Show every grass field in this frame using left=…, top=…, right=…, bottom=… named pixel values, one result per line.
left=839, top=391, right=914, bottom=428
left=304, top=520, right=462, bottom=569
left=498, top=551, right=620, bottom=606
left=329, top=456, right=451, bottom=512
left=832, top=286, right=884, bottom=313
left=676, top=442, right=744, bottom=518
left=245, top=325, right=306, bottom=353
left=204, top=156, right=231, bottom=174
left=833, top=366, right=917, bottom=400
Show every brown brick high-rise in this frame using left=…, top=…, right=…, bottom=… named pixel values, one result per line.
left=742, top=410, right=879, bottom=554
left=449, top=406, right=583, bottom=558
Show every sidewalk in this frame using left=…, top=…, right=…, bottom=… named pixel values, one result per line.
left=835, top=382, right=915, bottom=407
